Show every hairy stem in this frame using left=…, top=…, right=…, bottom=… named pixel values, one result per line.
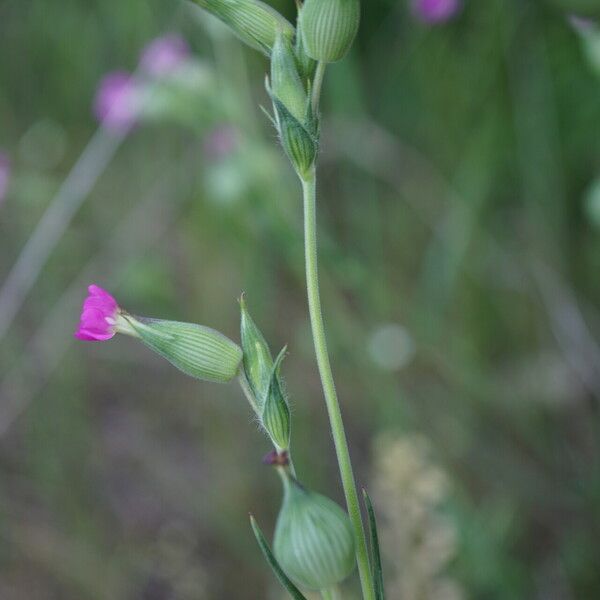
left=301, top=170, right=375, bottom=600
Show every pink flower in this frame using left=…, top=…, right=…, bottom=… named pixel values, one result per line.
left=75, top=284, right=120, bottom=341
left=413, top=0, right=462, bottom=24
left=139, top=34, right=190, bottom=77
left=93, top=71, right=139, bottom=132
left=0, top=152, right=10, bottom=206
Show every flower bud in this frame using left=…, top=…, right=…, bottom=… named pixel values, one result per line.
left=271, top=31, right=308, bottom=123
left=130, top=317, right=242, bottom=383
left=240, top=295, right=273, bottom=403
left=261, top=348, right=291, bottom=451
left=299, top=0, right=360, bottom=63
left=191, top=0, right=295, bottom=56
left=272, top=97, right=317, bottom=180
left=274, top=475, right=356, bottom=590
left=266, top=31, right=318, bottom=179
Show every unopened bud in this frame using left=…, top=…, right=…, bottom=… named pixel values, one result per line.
left=240, top=295, right=273, bottom=403
left=274, top=474, right=356, bottom=590
left=272, top=97, right=317, bottom=180
left=261, top=348, right=291, bottom=450
left=271, top=31, right=308, bottom=123
left=191, top=0, right=295, bottom=56
left=299, top=0, right=360, bottom=63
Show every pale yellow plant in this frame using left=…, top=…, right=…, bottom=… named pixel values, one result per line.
left=371, top=433, right=464, bottom=600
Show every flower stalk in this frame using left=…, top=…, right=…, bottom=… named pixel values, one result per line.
left=302, top=169, right=375, bottom=600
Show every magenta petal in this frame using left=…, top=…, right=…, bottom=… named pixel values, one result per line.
left=140, top=34, right=190, bottom=77
left=75, top=284, right=119, bottom=342
left=414, top=0, right=462, bottom=23
left=93, top=71, right=139, bottom=133
left=74, top=329, right=115, bottom=341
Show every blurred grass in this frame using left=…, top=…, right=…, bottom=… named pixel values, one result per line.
left=1, top=0, right=600, bottom=598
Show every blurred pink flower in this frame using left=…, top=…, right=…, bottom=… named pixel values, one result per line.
left=0, top=152, right=10, bottom=205
left=93, top=71, right=139, bottom=132
left=413, top=0, right=462, bottom=24
left=75, top=284, right=120, bottom=341
left=140, top=34, right=190, bottom=77
left=203, top=125, right=238, bottom=160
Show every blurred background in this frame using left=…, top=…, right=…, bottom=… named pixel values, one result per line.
left=1, top=0, right=600, bottom=598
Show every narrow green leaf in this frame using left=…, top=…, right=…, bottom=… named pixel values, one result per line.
left=250, top=515, right=308, bottom=600
left=363, top=488, right=385, bottom=599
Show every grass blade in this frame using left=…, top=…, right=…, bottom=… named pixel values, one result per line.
left=250, top=515, right=308, bottom=599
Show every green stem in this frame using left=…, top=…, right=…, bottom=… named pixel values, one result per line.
left=237, top=372, right=260, bottom=416
left=311, top=62, right=327, bottom=113
left=301, top=171, right=375, bottom=600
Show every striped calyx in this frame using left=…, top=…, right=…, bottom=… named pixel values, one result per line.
left=274, top=474, right=356, bottom=590
left=128, top=316, right=242, bottom=383
left=261, top=347, right=291, bottom=451
left=299, top=0, right=360, bottom=62
left=191, top=0, right=295, bottom=56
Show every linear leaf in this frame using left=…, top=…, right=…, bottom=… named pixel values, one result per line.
left=363, top=488, right=385, bottom=599
left=250, top=515, right=308, bottom=600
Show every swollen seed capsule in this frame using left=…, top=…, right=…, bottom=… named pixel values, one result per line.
left=274, top=475, right=356, bottom=590
left=299, top=0, right=360, bottom=63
